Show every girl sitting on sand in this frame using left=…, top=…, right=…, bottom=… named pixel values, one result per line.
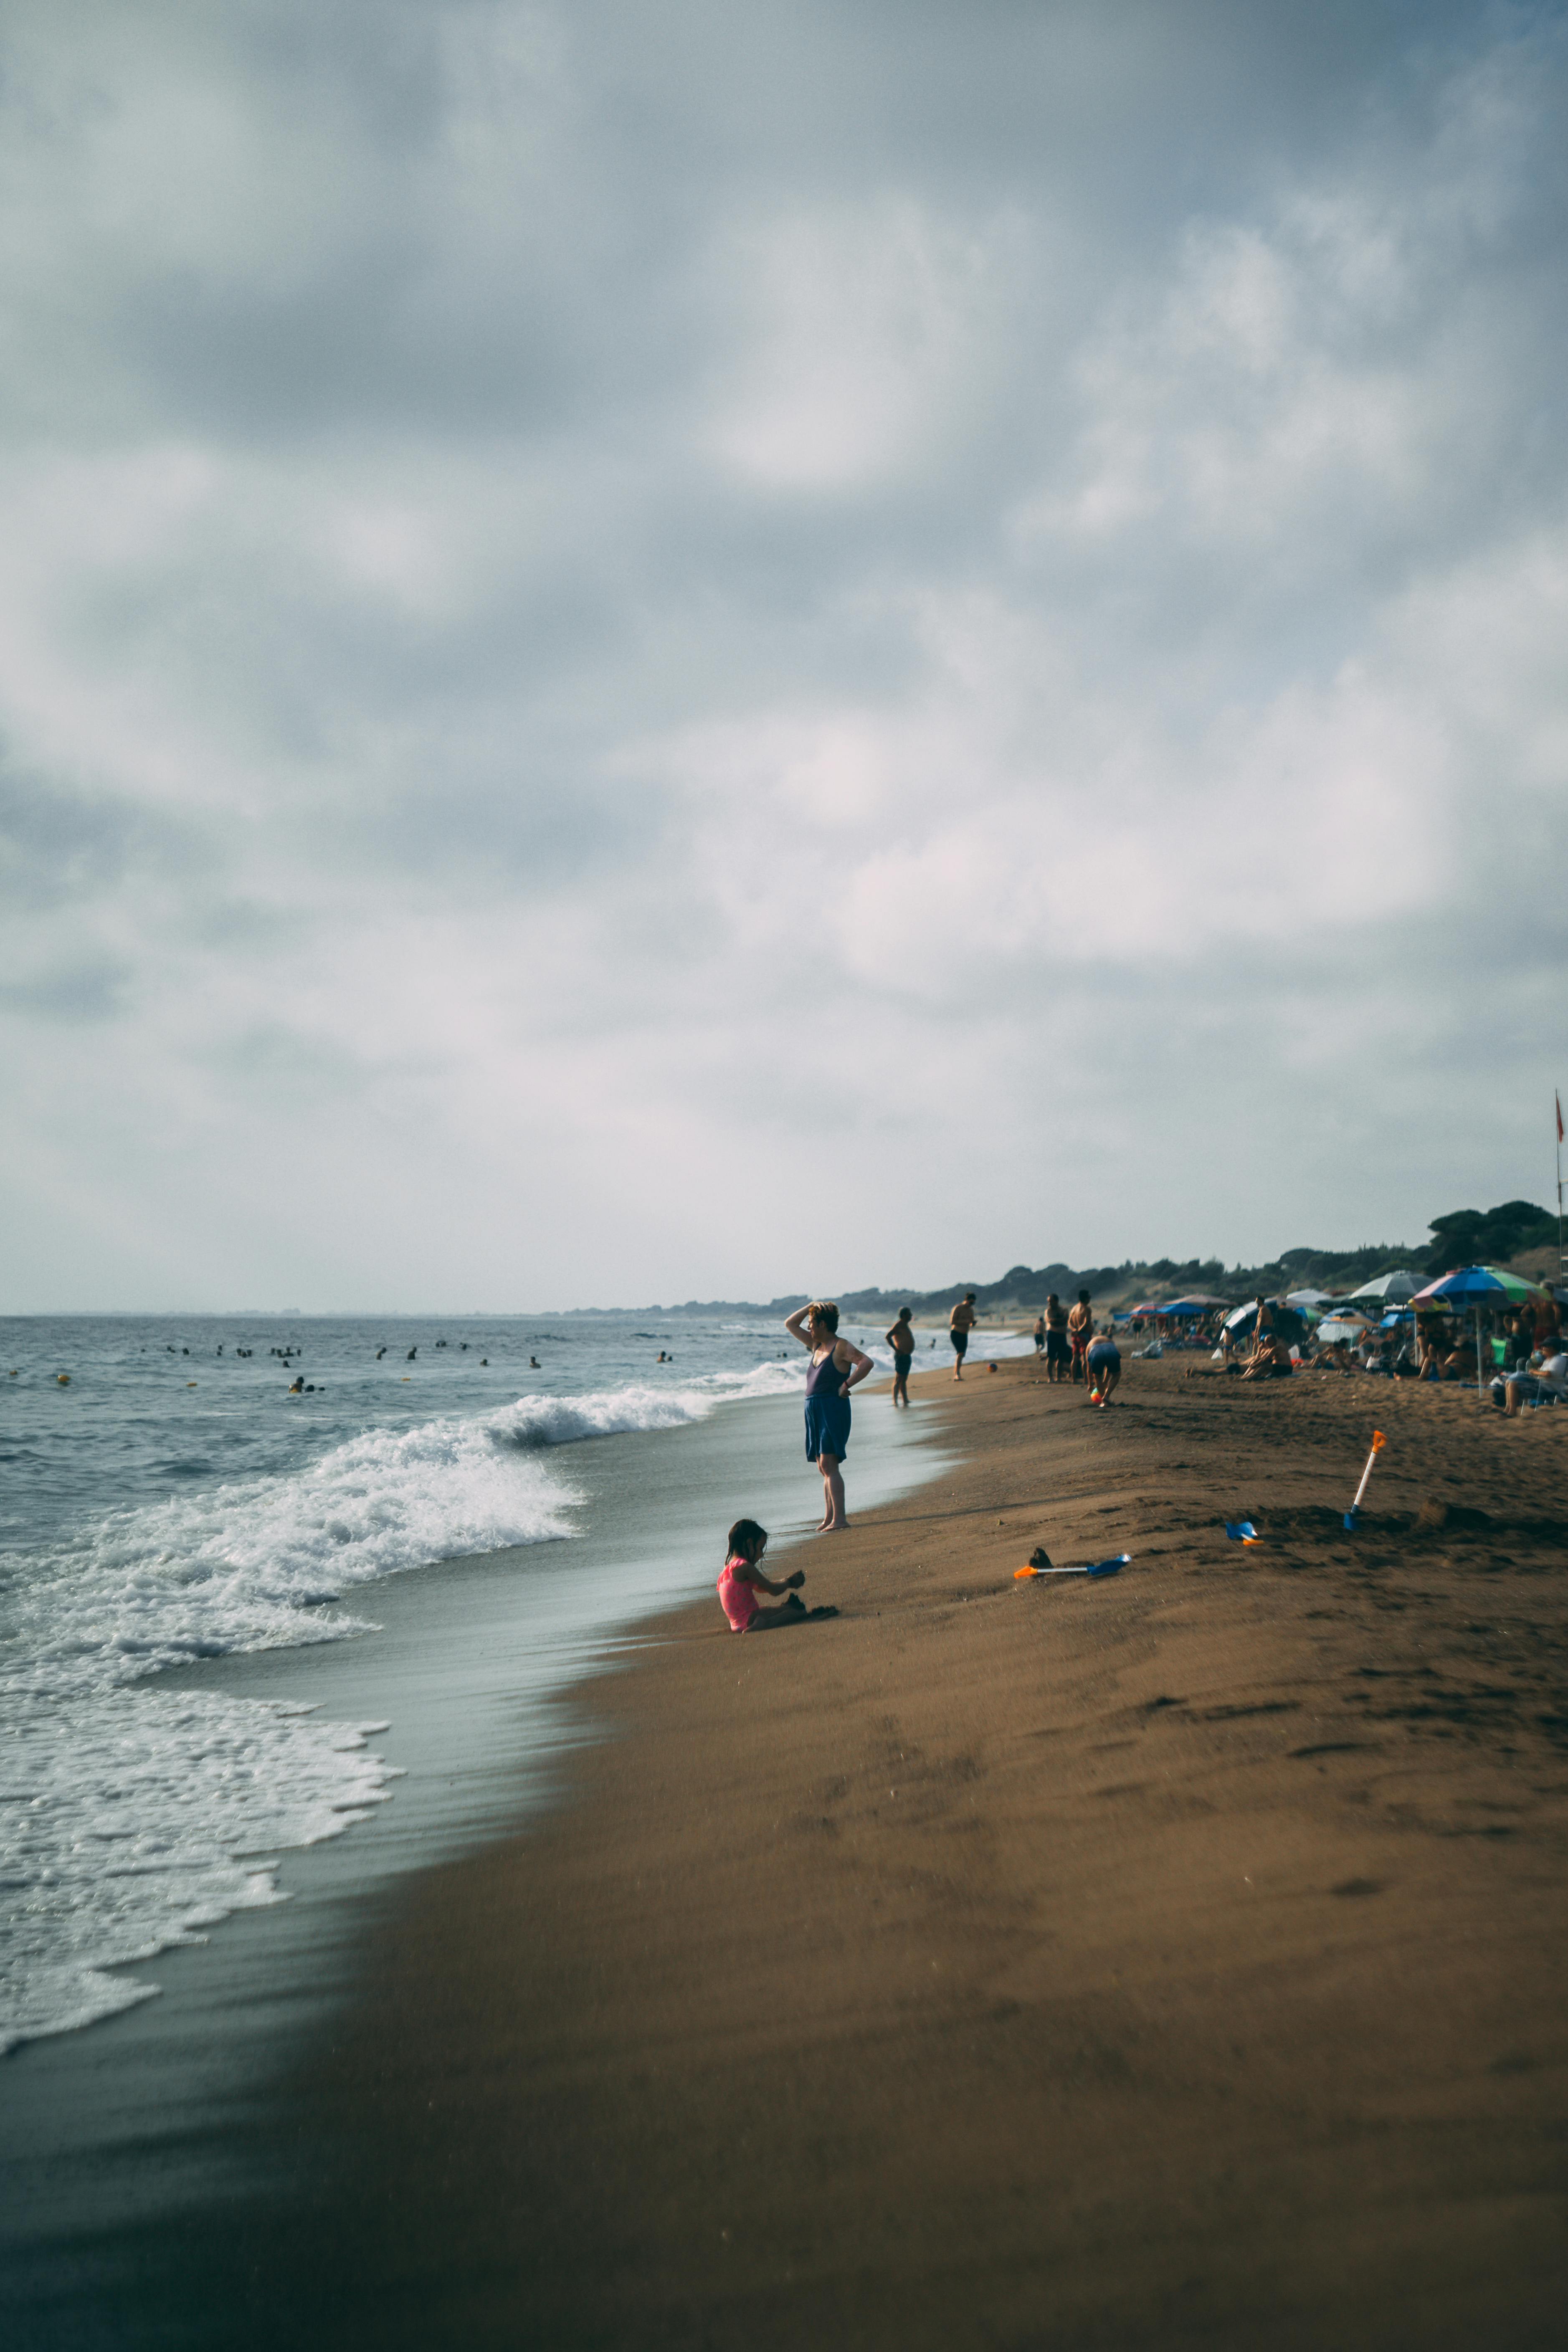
left=716, top=1519, right=836, bottom=1633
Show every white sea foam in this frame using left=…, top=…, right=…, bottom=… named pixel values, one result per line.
left=0, top=1695, right=397, bottom=2056
left=0, top=1354, right=809, bottom=2053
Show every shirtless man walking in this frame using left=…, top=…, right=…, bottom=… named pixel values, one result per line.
left=1066, top=1289, right=1094, bottom=1385
left=949, top=1291, right=978, bottom=1380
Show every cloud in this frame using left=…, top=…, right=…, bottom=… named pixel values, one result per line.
left=1, top=0, right=1565, bottom=1307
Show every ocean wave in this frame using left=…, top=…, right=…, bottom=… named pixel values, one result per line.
left=8, top=1416, right=583, bottom=1690
left=0, top=1692, right=399, bottom=2056
left=486, top=1358, right=804, bottom=1450
left=0, top=1347, right=806, bottom=2052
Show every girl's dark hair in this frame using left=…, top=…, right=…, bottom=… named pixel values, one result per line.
left=727, top=1517, right=768, bottom=1562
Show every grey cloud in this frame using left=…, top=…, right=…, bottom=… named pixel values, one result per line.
left=1, top=1, right=1565, bottom=1306
left=205, top=1020, right=377, bottom=1097
left=0, top=754, right=209, bottom=909
left=0, top=957, right=133, bottom=1022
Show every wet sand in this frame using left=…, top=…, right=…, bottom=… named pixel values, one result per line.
left=138, top=1357, right=1568, bottom=2346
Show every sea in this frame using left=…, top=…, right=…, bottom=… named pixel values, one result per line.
left=0, top=1309, right=1014, bottom=2064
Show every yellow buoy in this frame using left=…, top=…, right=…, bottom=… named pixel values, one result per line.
left=57, top=1373, right=71, bottom=1385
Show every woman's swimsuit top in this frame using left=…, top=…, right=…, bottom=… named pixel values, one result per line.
left=806, top=1347, right=847, bottom=1399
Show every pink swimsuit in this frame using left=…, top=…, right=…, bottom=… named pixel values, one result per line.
left=717, top=1556, right=759, bottom=1633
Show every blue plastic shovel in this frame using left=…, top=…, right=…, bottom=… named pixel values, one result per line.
left=1016, top=1553, right=1129, bottom=1580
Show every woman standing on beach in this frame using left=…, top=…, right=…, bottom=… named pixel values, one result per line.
left=784, top=1301, right=874, bottom=1532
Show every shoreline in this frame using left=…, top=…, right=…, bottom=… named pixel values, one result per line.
left=19, top=1356, right=1568, bottom=2346
left=0, top=1372, right=956, bottom=2311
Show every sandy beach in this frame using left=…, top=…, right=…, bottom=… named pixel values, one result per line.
left=89, top=1353, right=1568, bottom=2347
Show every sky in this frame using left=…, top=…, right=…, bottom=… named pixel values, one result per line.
left=3, top=0, right=1566, bottom=1311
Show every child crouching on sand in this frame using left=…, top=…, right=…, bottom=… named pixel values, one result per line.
left=717, top=1518, right=836, bottom=1633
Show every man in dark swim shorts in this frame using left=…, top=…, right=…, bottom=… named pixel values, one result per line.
left=949, top=1291, right=977, bottom=1380
left=1044, top=1292, right=1070, bottom=1382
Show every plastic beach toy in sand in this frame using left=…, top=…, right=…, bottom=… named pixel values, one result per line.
left=1015, top=1549, right=1129, bottom=1581
left=1344, top=1429, right=1386, bottom=1531
left=1226, top=1521, right=1261, bottom=1544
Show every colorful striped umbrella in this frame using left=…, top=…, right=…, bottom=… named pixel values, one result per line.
left=1410, top=1266, right=1548, bottom=1391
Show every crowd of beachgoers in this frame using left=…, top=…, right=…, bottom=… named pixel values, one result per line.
left=1117, top=1272, right=1567, bottom=1414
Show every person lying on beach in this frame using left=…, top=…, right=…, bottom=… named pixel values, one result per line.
left=716, top=1518, right=836, bottom=1632
left=1085, top=1335, right=1121, bottom=1403
left=884, top=1308, right=915, bottom=1407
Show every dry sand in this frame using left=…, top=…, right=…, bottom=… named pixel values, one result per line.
left=230, top=1356, right=1568, bottom=2348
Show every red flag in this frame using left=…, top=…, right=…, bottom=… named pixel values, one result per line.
left=1559, top=1090, right=1565, bottom=1145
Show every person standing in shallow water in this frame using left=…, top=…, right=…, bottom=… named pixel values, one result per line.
left=949, top=1290, right=978, bottom=1380
left=884, top=1307, right=915, bottom=1407
left=784, top=1301, right=874, bottom=1531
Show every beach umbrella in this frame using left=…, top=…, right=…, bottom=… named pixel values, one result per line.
left=1348, top=1270, right=1424, bottom=1303
left=1412, top=1265, right=1545, bottom=1307
left=1284, top=1288, right=1336, bottom=1308
left=1410, top=1265, right=1548, bottom=1392
left=1315, top=1314, right=1373, bottom=1344
left=1222, top=1298, right=1307, bottom=1344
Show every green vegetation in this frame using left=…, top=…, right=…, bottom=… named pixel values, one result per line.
left=1421, top=1201, right=1556, bottom=1277
left=656, top=1202, right=1558, bottom=1316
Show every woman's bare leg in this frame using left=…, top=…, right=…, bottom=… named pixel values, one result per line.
left=820, top=1451, right=848, bottom=1530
